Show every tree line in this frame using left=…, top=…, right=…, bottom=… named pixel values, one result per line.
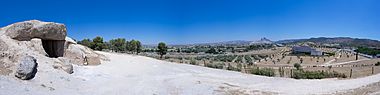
left=355, top=47, right=380, bottom=56
left=77, top=36, right=168, bottom=58
left=77, top=36, right=143, bottom=54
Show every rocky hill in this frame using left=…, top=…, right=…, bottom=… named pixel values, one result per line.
left=250, top=37, right=273, bottom=45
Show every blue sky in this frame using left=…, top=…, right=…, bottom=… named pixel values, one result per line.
left=1, top=0, right=379, bottom=44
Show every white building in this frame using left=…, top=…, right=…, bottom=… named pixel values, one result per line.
left=311, top=50, right=323, bottom=56
left=292, top=46, right=323, bottom=56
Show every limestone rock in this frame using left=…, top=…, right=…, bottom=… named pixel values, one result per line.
left=4, top=20, right=67, bottom=41
left=65, top=37, right=77, bottom=44
left=64, top=44, right=105, bottom=65
left=0, top=37, right=8, bottom=51
left=64, top=44, right=86, bottom=65
left=53, top=58, right=74, bottom=74
left=85, top=54, right=101, bottom=65
left=15, top=56, right=38, bottom=80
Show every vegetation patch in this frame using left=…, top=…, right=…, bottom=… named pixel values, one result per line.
left=190, top=58, right=197, bottom=65
left=205, top=62, right=224, bottom=69
left=324, top=52, right=336, bottom=56
left=355, top=47, right=380, bottom=56
left=213, top=55, right=237, bottom=62
left=292, top=70, right=347, bottom=79
left=227, top=64, right=241, bottom=72
left=250, top=68, right=275, bottom=77
left=244, top=55, right=253, bottom=63
left=375, top=62, right=380, bottom=66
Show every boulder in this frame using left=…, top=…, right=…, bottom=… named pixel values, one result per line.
left=4, top=20, right=67, bottom=41
left=64, top=44, right=105, bottom=65
left=15, top=56, right=38, bottom=80
left=64, top=44, right=86, bottom=65
left=85, top=54, right=101, bottom=65
left=53, top=58, right=74, bottom=74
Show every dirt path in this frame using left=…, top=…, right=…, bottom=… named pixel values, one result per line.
left=231, top=55, right=239, bottom=63
left=242, top=55, right=247, bottom=63
left=321, top=59, right=370, bottom=66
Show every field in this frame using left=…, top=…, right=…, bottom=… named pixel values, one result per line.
left=143, top=46, right=380, bottom=79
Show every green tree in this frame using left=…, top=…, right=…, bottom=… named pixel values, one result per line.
left=206, top=48, right=218, bottom=54
left=129, top=40, right=138, bottom=54
left=103, top=41, right=111, bottom=50
left=91, top=36, right=105, bottom=51
left=135, top=40, right=142, bottom=54
left=157, top=42, right=167, bottom=59
left=294, top=63, right=302, bottom=70
left=77, top=38, right=92, bottom=48
left=125, top=41, right=131, bottom=52
left=109, top=38, right=127, bottom=52
left=375, top=62, right=380, bottom=66
left=125, top=40, right=143, bottom=54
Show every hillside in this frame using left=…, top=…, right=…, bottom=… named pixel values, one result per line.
left=276, top=37, right=380, bottom=48
left=173, top=38, right=274, bottom=46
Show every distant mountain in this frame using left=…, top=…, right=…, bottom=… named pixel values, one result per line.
left=182, top=38, right=274, bottom=46
left=275, top=39, right=305, bottom=44
left=276, top=37, right=380, bottom=48
left=250, top=37, right=273, bottom=45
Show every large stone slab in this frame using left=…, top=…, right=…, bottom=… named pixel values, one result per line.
left=4, top=20, right=67, bottom=41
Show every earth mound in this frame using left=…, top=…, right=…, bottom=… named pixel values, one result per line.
left=0, top=20, right=108, bottom=79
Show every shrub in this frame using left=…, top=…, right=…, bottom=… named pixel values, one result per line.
left=235, top=56, right=243, bottom=63
left=227, top=64, right=241, bottom=72
left=294, top=63, right=301, bottom=70
left=251, top=68, right=275, bottom=77
left=190, top=59, right=197, bottom=65
left=375, top=62, right=380, bottom=66
left=244, top=55, right=253, bottom=63
left=325, top=52, right=335, bottom=56
left=213, top=55, right=236, bottom=62
left=205, top=63, right=224, bottom=69
left=292, top=70, right=346, bottom=79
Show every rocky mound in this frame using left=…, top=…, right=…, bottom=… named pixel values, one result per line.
left=0, top=20, right=107, bottom=80
left=250, top=37, right=273, bottom=45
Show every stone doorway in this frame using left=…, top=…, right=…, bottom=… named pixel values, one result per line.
left=42, top=40, right=65, bottom=58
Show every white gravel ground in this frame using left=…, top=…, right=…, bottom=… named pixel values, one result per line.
left=1, top=51, right=380, bottom=95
